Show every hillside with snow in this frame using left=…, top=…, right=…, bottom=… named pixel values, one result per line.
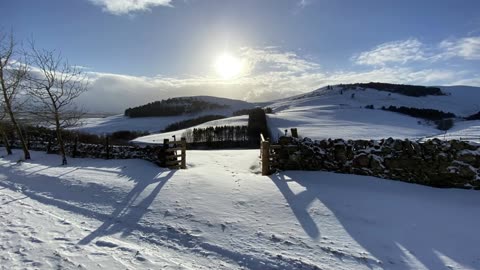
left=267, top=85, right=480, bottom=142
left=74, top=96, right=255, bottom=135
left=131, top=84, right=480, bottom=145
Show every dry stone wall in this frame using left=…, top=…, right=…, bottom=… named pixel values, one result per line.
left=271, top=137, right=480, bottom=189
left=7, top=140, right=164, bottom=164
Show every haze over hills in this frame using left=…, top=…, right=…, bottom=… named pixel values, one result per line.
left=75, top=96, right=256, bottom=134
left=91, top=82, right=480, bottom=144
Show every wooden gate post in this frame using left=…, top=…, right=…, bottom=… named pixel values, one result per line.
left=291, top=128, right=298, bottom=138
left=261, top=139, right=270, bottom=175
left=181, top=137, right=186, bottom=169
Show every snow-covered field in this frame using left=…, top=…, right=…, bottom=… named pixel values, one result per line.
left=74, top=96, right=254, bottom=135
left=267, top=105, right=439, bottom=141
left=266, top=85, right=480, bottom=142
left=1, top=149, right=479, bottom=269
left=132, top=115, right=248, bottom=144
left=72, top=86, right=480, bottom=145
left=423, top=120, right=480, bottom=143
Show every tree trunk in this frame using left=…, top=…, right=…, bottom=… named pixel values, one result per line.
left=0, top=70, right=30, bottom=160
left=0, top=127, right=12, bottom=155
left=54, top=113, right=67, bottom=165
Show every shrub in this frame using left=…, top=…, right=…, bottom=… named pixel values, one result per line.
left=436, top=119, right=454, bottom=131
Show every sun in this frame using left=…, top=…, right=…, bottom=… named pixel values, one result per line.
left=214, top=53, right=244, bottom=79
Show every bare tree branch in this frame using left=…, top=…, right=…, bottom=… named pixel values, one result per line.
left=27, top=40, right=88, bottom=164
left=0, top=30, right=30, bottom=159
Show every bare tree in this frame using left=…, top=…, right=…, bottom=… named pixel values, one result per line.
left=28, top=43, right=88, bottom=165
left=0, top=105, right=12, bottom=155
left=0, top=31, right=30, bottom=159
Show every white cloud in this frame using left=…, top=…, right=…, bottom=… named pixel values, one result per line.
left=355, top=36, right=480, bottom=66
left=79, top=62, right=477, bottom=113
left=298, top=0, right=309, bottom=8
left=240, top=46, right=320, bottom=73
left=353, top=39, right=427, bottom=66
left=438, top=36, right=480, bottom=60
left=48, top=44, right=476, bottom=113
left=87, top=0, right=173, bottom=15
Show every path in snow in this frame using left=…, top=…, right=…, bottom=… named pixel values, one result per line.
left=0, top=150, right=479, bottom=269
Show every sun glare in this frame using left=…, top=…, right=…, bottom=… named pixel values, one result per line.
left=214, top=53, right=244, bottom=79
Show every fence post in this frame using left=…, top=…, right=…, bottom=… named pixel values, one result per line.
left=105, top=136, right=110, bottom=159
left=73, top=136, right=78, bottom=158
left=291, top=128, right=298, bottom=138
left=181, top=137, right=186, bottom=169
left=261, top=139, right=270, bottom=175
left=46, top=136, right=52, bottom=153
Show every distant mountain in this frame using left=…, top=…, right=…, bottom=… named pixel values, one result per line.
left=124, top=96, right=255, bottom=118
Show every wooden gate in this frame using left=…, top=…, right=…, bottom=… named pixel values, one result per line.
left=162, top=137, right=187, bottom=169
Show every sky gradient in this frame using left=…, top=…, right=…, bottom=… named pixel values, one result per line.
left=2, top=0, right=480, bottom=112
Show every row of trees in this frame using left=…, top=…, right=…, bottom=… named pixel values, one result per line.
left=182, top=125, right=249, bottom=143
left=163, top=115, right=225, bottom=132
left=381, top=105, right=456, bottom=121
left=124, top=97, right=228, bottom=118
left=180, top=108, right=270, bottom=145
left=0, top=31, right=88, bottom=164
left=339, top=82, right=445, bottom=97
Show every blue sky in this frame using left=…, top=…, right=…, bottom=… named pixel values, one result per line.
left=2, top=0, right=480, bottom=112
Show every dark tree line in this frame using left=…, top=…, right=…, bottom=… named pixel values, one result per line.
left=466, top=111, right=480, bottom=121
left=163, top=115, right=226, bottom=132
left=125, top=97, right=229, bottom=118
left=339, top=82, right=446, bottom=97
left=0, top=123, right=148, bottom=147
left=232, top=107, right=273, bottom=116
left=181, top=108, right=270, bottom=146
left=184, top=126, right=249, bottom=143
left=381, top=105, right=456, bottom=120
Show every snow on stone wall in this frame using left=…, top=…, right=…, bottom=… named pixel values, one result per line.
left=271, top=137, right=480, bottom=189
left=8, top=140, right=163, bottom=163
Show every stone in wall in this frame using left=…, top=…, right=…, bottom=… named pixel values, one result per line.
left=269, top=136, right=480, bottom=189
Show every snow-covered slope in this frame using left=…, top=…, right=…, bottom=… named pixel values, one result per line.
left=133, top=115, right=248, bottom=144
left=74, top=96, right=255, bottom=134
left=271, top=85, right=480, bottom=116
left=268, top=105, right=439, bottom=141
left=267, top=85, right=480, bottom=141
left=1, top=150, right=479, bottom=269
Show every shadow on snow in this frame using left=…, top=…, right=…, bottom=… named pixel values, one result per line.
left=270, top=171, right=480, bottom=270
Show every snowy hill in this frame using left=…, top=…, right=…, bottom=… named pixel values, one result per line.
left=132, top=115, right=248, bottom=144
left=74, top=96, right=255, bottom=135
left=130, top=84, right=480, bottom=144
left=1, top=150, right=479, bottom=269
left=267, top=85, right=480, bottom=142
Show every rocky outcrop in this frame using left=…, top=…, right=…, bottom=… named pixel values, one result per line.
left=270, top=137, right=480, bottom=189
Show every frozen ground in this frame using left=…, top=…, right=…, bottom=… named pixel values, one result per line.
left=1, top=149, right=479, bottom=269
